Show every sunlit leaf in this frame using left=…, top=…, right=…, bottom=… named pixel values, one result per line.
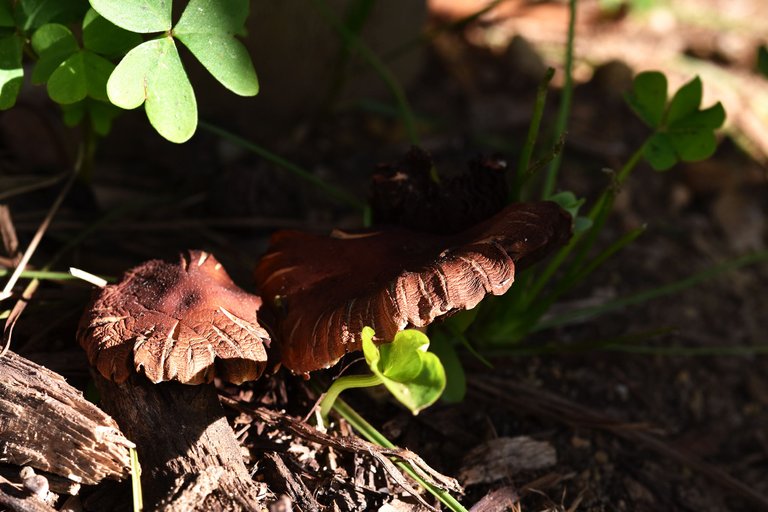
left=89, top=0, right=171, bottom=33
left=174, top=0, right=258, bottom=96
left=107, top=37, right=197, bottom=143
left=362, top=328, right=446, bottom=415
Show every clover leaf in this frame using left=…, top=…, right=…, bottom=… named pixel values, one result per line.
left=626, top=71, right=667, bottom=128
left=318, top=327, right=446, bottom=421
left=174, top=0, right=258, bottom=96
left=627, top=72, right=726, bottom=171
left=89, top=0, right=171, bottom=33
left=31, top=23, right=78, bottom=84
left=0, top=33, right=22, bottom=110
left=91, top=0, right=257, bottom=143
left=362, top=327, right=446, bottom=415
left=61, top=98, right=121, bottom=135
left=107, top=37, right=196, bottom=143
left=47, top=50, right=114, bottom=104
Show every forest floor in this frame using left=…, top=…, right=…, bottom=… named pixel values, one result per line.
left=1, top=0, right=767, bottom=511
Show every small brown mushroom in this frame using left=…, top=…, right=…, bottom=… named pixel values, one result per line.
left=254, top=201, right=571, bottom=374
left=78, top=250, right=270, bottom=385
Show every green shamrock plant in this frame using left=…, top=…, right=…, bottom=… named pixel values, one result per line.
left=93, top=0, right=258, bottom=143
left=626, top=71, right=725, bottom=171
left=319, top=327, right=446, bottom=421
left=0, top=0, right=259, bottom=143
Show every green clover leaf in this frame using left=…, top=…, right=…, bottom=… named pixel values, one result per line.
left=174, top=0, right=258, bottom=96
left=0, top=34, right=23, bottom=110
left=626, top=71, right=667, bottom=128
left=61, top=98, right=121, bottom=135
left=47, top=50, right=113, bottom=104
left=629, top=72, right=726, bottom=171
left=31, top=23, right=78, bottom=84
left=107, top=36, right=197, bottom=143
left=89, top=0, right=171, bottom=33
left=362, top=327, right=446, bottom=415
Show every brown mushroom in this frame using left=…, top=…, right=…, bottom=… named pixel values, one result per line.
left=254, top=201, right=571, bottom=374
left=76, top=251, right=270, bottom=509
left=78, top=250, right=270, bottom=385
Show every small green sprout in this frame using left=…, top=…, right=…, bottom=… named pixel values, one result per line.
left=626, top=71, right=726, bottom=171
left=319, top=327, right=446, bottom=421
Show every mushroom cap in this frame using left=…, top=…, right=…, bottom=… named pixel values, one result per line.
left=78, top=251, right=270, bottom=385
left=254, top=201, right=571, bottom=374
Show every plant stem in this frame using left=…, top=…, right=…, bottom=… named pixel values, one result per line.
left=0, top=269, right=114, bottom=282
left=512, top=67, right=555, bottom=202
left=542, top=0, right=577, bottom=198
left=198, top=121, right=365, bottom=211
left=309, top=0, right=420, bottom=147
left=332, top=397, right=469, bottom=512
left=319, top=373, right=382, bottom=420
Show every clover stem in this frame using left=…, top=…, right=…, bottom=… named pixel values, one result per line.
left=319, top=373, right=383, bottom=420
left=332, top=397, right=469, bottom=512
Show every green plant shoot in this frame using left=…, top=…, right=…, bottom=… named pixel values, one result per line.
left=319, top=327, right=446, bottom=420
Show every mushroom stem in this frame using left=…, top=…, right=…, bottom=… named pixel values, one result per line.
left=94, top=374, right=266, bottom=511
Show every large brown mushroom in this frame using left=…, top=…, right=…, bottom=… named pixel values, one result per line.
left=78, top=250, right=270, bottom=385
left=254, top=201, right=571, bottom=374
left=76, top=250, right=270, bottom=510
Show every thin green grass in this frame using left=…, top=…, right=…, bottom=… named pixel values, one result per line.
left=309, top=0, right=420, bottom=147
left=198, top=121, right=365, bottom=211
left=542, top=0, right=577, bottom=198
left=331, top=397, right=468, bottom=512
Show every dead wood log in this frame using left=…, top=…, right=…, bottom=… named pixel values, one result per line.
left=94, top=374, right=268, bottom=512
left=0, top=351, right=131, bottom=486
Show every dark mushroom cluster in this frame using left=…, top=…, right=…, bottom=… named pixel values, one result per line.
left=77, top=152, right=572, bottom=385
left=254, top=202, right=571, bottom=374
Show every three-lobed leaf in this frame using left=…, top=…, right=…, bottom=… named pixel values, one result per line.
left=0, top=34, right=23, bottom=109
left=47, top=50, right=113, bottom=104
left=107, top=37, right=197, bottom=143
left=629, top=71, right=726, bottom=171
left=626, top=71, right=667, bottom=128
left=89, top=0, right=171, bottom=33
left=31, top=23, right=78, bottom=84
left=362, top=327, right=446, bottom=415
left=61, top=97, right=121, bottom=135
left=174, top=0, right=258, bottom=96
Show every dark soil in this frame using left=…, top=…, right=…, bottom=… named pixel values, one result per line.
left=1, top=1, right=767, bottom=511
